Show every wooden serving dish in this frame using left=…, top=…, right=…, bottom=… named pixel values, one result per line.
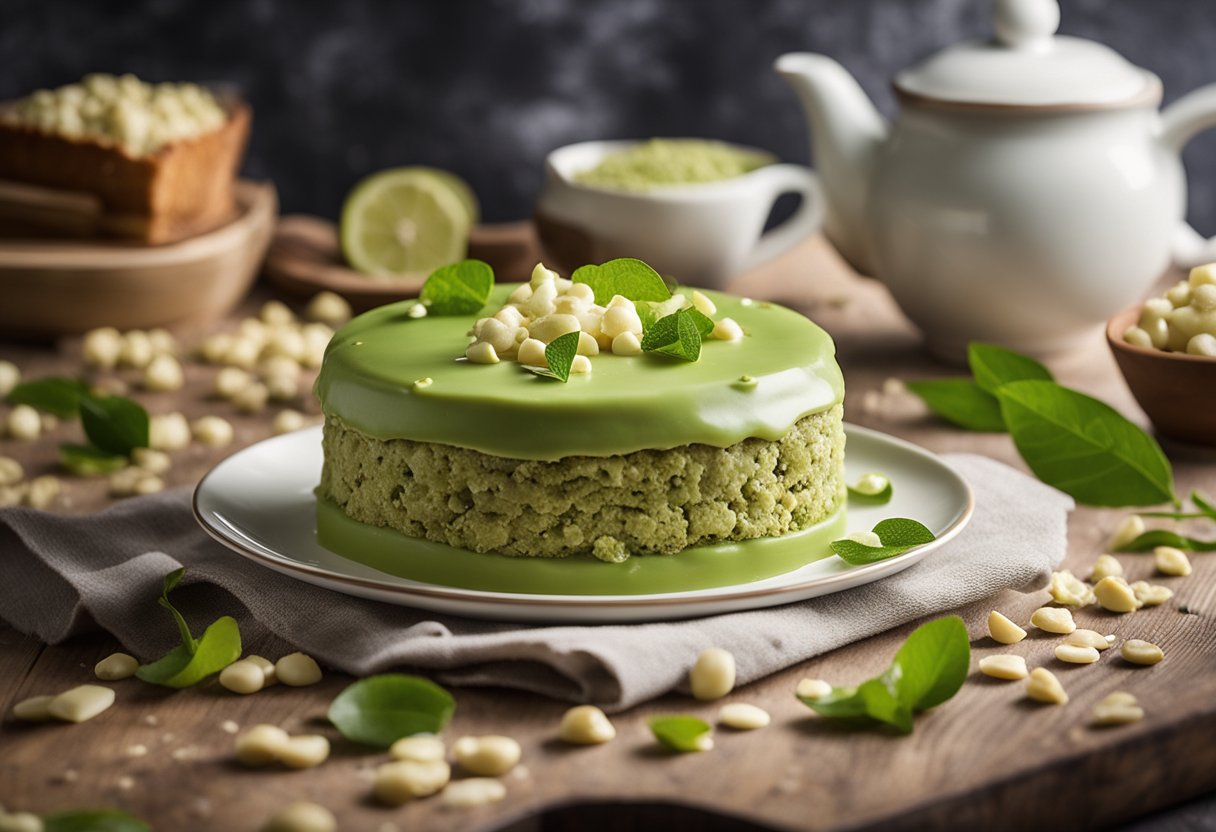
left=264, top=215, right=540, bottom=311
left=0, top=180, right=276, bottom=340
left=1107, top=305, right=1216, bottom=446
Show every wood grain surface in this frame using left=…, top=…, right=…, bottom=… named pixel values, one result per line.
left=0, top=235, right=1213, bottom=831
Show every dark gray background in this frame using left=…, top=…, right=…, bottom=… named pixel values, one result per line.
left=4, top=0, right=1216, bottom=232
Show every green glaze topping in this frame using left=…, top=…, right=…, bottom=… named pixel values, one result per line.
left=315, top=285, right=843, bottom=461
left=574, top=139, right=772, bottom=191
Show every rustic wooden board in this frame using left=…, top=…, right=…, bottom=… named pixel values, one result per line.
left=0, top=235, right=1214, bottom=831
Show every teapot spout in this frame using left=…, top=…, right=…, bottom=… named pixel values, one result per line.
left=775, top=53, right=888, bottom=275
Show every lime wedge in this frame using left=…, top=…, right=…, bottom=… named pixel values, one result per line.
left=340, top=168, right=477, bottom=278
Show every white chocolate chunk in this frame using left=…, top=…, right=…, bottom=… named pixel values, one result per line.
left=795, top=678, right=832, bottom=700
left=1130, top=581, right=1173, bottom=607
left=1092, top=691, right=1144, bottom=726
left=94, top=652, right=138, bottom=680
left=978, top=654, right=1028, bottom=680
left=1093, top=576, right=1143, bottom=613
left=12, top=695, right=55, bottom=722
left=712, top=317, right=744, bottom=341
left=453, top=735, right=522, bottom=777
left=220, top=659, right=266, bottom=695
left=718, top=702, right=770, bottom=730
left=275, top=652, right=322, bottom=686
left=278, top=734, right=330, bottom=769
left=1153, top=546, right=1192, bottom=577
left=1107, top=515, right=1145, bottom=551
left=1121, top=639, right=1164, bottom=666
left=262, top=801, right=336, bottom=832
left=47, top=684, right=115, bottom=723
left=611, top=331, right=642, bottom=356
left=236, top=724, right=290, bottom=766
left=1089, top=554, right=1123, bottom=583
left=1025, top=668, right=1068, bottom=705
left=391, top=735, right=446, bottom=763
left=374, top=759, right=452, bottom=805
left=440, top=777, right=507, bottom=808
left=465, top=341, right=499, bottom=364
left=691, top=290, right=717, bottom=316
left=1064, top=629, right=1112, bottom=651
left=987, top=610, right=1027, bottom=645
left=517, top=338, right=548, bottom=367
left=690, top=647, right=736, bottom=701
left=1030, top=606, right=1076, bottom=634
left=558, top=705, right=616, bottom=745
left=1055, top=643, right=1101, bottom=665
left=1048, top=570, right=1095, bottom=606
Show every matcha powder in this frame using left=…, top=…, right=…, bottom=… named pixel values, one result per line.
left=575, top=139, right=772, bottom=191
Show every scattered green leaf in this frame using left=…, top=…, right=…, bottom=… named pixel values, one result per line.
left=635, top=301, right=658, bottom=333
left=79, top=393, right=149, bottom=456
left=1114, top=530, right=1216, bottom=553
left=830, top=518, right=936, bottom=565
left=6, top=376, right=89, bottom=419
left=59, top=443, right=128, bottom=476
left=797, top=616, right=969, bottom=734
left=648, top=715, right=712, bottom=752
left=996, top=380, right=1176, bottom=508
left=847, top=473, right=893, bottom=506
left=572, top=257, right=671, bottom=306
left=328, top=674, right=456, bottom=748
left=641, top=308, right=703, bottom=362
left=44, top=809, right=150, bottom=832
left=135, top=569, right=242, bottom=688
left=905, top=379, right=1006, bottom=432
left=968, top=342, right=1053, bottom=395
left=419, top=259, right=495, bottom=315
left=528, top=330, right=580, bottom=383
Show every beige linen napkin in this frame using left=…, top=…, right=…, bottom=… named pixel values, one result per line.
left=0, top=453, right=1071, bottom=711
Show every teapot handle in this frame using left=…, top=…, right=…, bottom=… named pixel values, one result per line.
left=739, top=164, right=825, bottom=273
left=1162, top=83, right=1216, bottom=268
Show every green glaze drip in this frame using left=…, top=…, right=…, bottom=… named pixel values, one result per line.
left=574, top=139, right=772, bottom=191
left=315, top=286, right=843, bottom=461
left=317, top=497, right=846, bottom=596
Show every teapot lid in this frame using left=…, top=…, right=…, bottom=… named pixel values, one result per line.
left=894, top=0, right=1159, bottom=109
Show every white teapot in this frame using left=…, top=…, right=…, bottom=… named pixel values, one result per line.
left=777, top=0, right=1216, bottom=360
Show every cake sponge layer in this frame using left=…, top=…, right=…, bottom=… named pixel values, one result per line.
left=318, top=405, right=845, bottom=559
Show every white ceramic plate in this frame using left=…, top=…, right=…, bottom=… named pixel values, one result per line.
left=194, top=425, right=972, bottom=624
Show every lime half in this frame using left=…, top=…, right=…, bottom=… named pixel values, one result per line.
left=340, top=168, right=478, bottom=278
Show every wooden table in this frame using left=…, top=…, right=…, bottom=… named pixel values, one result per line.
left=1, top=236, right=1214, bottom=831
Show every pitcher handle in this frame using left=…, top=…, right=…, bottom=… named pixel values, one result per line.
left=1162, top=83, right=1216, bottom=268
left=739, top=164, right=824, bottom=272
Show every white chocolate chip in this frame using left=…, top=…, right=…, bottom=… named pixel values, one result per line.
left=233, top=382, right=270, bottom=414
left=1188, top=333, right=1216, bottom=356
left=25, top=475, right=60, bottom=509
left=440, top=777, right=507, bottom=808
left=265, top=373, right=299, bottom=403
left=235, top=724, right=290, bottom=766
left=149, top=412, right=191, bottom=451
left=712, top=318, right=744, bottom=341
left=306, top=292, right=352, bottom=327
left=453, top=735, right=522, bottom=777
left=1030, top=606, right=1076, bottom=634
left=600, top=305, right=643, bottom=339
left=1121, top=638, right=1164, bottom=666
left=1092, top=691, right=1144, bottom=726
left=0, top=456, right=22, bottom=487
left=94, top=652, right=138, bottom=680
left=576, top=331, right=600, bottom=356
left=1131, top=581, right=1174, bottom=607
left=390, top=736, right=446, bottom=763
left=1055, top=643, right=1101, bottom=665
left=1093, top=576, right=1143, bottom=613
left=718, top=702, right=770, bottom=730
left=516, top=338, right=548, bottom=367
left=6, top=405, right=41, bottom=441
left=374, top=759, right=452, bottom=805
left=570, top=355, right=592, bottom=375
left=1153, top=546, right=1192, bottom=577
left=12, top=695, right=55, bottom=722
left=131, top=448, right=171, bottom=476
left=557, top=705, right=616, bottom=745
left=1048, top=570, right=1095, bottom=606
left=192, top=415, right=234, bottom=447
left=1025, top=668, right=1068, bottom=705
left=0, top=361, right=18, bottom=398
left=1107, top=515, right=1145, bottom=551
left=465, top=341, right=500, bottom=364
left=1064, top=629, right=1112, bottom=651
left=47, top=684, right=115, bottom=722
left=275, top=652, right=322, bottom=687
left=273, top=409, right=307, bottom=435
left=691, top=290, right=717, bottom=316
left=1122, top=326, right=1153, bottom=348
left=83, top=327, right=123, bottom=369
left=987, top=610, right=1027, bottom=645
left=978, top=654, right=1028, bottom=680
left=795, top=678, right=832, bottom=700
left=690, top=647, right=736, bottom=701
left=610, top=331, right=642, bottom=356
left=143, top=354, right=184, bottom=392
left=119, top=331, right=154, bottom=368
left=220, top=659, right=266, bottom=695
left=262, top=801, right=336, bottom=832
left=278, top=735, right=330, bottom=769
left=1089, top=554, right=1124, bottom=583
left=214, top=367, right=252, bottom=399
left=0, top=812, right=43, bottom=832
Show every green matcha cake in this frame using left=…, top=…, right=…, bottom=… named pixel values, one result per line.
left=314, top=263, right=846, bottom=591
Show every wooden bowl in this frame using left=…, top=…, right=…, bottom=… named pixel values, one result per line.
left=264, top=215, right=540, bottom=312
left=0, top=180, right=276, bottom=340
left=1106, top=305, right=1216, bottom=446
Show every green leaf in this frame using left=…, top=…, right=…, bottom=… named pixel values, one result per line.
left=798, top=616, right=969, bottom=734
left=1115, top=530, right=1216, bottom=553
left=648, top=715, right=712, bottom=752
left=572, top=258, right=671, bottom=306
left=135, top=616, right=241, bottom=688
left=159, top=567, right=194, bottom=652
left=968, top=342, right=1053, bottom=395
left=906, top=379, right=1006, bottom=432
left=59, top=443, right=128, bottom=476
left=996, top=380, right=1176, bottom=507
left=636, top=302, right=658, bottom=333
left=79, top=393, right=149, bottom=456
left=847, top=473, right=893, bottom=506
left=328, top=674, right=456, bottom=748
left=538, top=330, right=580, bottom=383
left=830, top=518, right=936, bottom=565
left=44, top=809, right=150, bottom=832
left=1142, top=491, right=1216, bottom=521
left=6, top=376, right=88, bottom=419
left=641, top=309, right=703, bottom=362
left=686, top=307, right=715, bottom=338
left=419, top=259, right=495, bottom=315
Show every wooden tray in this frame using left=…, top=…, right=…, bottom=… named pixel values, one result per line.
left=264, top=215, right=540, bottom=311
left=0, top=180, right=276, bottom=340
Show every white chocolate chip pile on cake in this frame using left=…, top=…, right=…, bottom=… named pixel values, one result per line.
left=1123, top=264, right=1216, bottom=355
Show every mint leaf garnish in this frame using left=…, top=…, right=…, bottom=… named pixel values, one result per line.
left=968, top=342, right=1053, bottom=394
left=847, top=473, right=892, bottom=505
left=572, top=258, right=671, bottom=306
left=797, top=616, right=969, bottom=734
left=830, top=518, right=936, bottom=565
left=135, top=569, right=242, bottom=688
left=328, top=674, right=456, bottom=748
left=419, top=259, right=494, bottom=315
left=536, top=330, right=580, bottom=383
left=79, top=393, right=149, bottom=456
left=59, top=443, right=128, bottom=476
left=906, top=379, right=1005, bottom=432
left=641, top=308, right=703, bottom=362
left=6, top=376, right=88, bottom=419
left=636, top=302, right=658, bottom=333
left=1114, top=529, right=1216, bottom=553
left=648, top=715, right=712, bottom=752
left=996, top=380, right=1176, bottom=507
left=44, top=809, right=149, bottom=832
